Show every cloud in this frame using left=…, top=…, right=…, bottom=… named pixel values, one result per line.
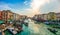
left=40, top=0, right=60, bottom=14
left=24, top=1, right=28, bottom=5
left=1, top=0, right=50, bottom=17
left=31, top=0, right=50, bottom=9
left=28, top=0, right=50, bottom=16
left=0, top=3, right=12, bottom=10
left=29, top=0, right=60, bottom=16
left=0, top=2, right=21, bottom=15
left=22, top=0, right=51, bottom=17
left=0, top=0, right=60, bottom=17
left=54, top=2, right=60, bottom=12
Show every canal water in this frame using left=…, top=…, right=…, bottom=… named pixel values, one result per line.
left=0, top=32, right=2, bottom=35
left=4, top=21, right=55, bottom=35
left=4, top=24, right=30, bottom=35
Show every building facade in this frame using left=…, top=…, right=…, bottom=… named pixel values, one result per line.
left=2, top=10, right=14, bottom=23
left=56, top=13, right=60, bottom=20
left=40, top=14, right=48, bottom=20
left=0, top=11, right=3, bottom=20
left=13, top=13, right=22, bottom=21
left=33, top=12, right=60, bottom=21
left=33, top=14, right=48, bottom=20
left=47, top=12, right=56, bottom=20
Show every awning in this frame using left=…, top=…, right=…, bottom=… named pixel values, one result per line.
left=0, top=20, right=4, bottom=24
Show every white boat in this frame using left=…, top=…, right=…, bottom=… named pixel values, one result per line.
left=8, top=27, right=17, bottom=35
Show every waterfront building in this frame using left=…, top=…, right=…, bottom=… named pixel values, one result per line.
left=0, top=11, right=3, bottom=20
left=47, top=12, right=56, bottom=20
left=0, top=11, right=4, bottom=24
left=56, top=13, right=60, bottom=20
left=2, top=10, right=14, bottom=23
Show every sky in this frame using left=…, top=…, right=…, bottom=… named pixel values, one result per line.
left=0, top=0, right=60, bottom=17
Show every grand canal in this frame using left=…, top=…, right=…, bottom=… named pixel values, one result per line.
left=4, top=20, right=60, bottom=35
